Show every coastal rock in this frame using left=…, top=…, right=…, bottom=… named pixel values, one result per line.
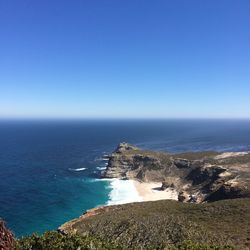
left=174, top=159, right=190, bottom=168
left=186, top=165, right=227, bottom=185
left=115, top=142, right=139, bottom=153
left=102, top=143, right=166, bottom=181
left=161, top=181, right=175, bottom=190
left=178, top=191, right=190, bottom=202
left=205, top=180, right=250, bottom=202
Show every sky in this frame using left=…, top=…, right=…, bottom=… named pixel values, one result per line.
left=0, top=0, right=249, bottom=119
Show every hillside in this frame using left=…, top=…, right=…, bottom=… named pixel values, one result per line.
left=59, top=198, right=250, bottom=249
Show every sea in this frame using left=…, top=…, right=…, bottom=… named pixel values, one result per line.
left=0, top=119, right=250, bottom=237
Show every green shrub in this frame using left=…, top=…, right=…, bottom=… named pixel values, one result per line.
left=14, top=232, right=243, bottom=250
left=14, top=231, right=123, bottom=250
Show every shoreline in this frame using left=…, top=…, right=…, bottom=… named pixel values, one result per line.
left=106, top=178, right=178, bottom=205
left=106, top=179, right=143, bottom=205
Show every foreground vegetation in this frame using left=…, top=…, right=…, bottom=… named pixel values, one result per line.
left=14, top=232, right=240, bottom=250
left=59, top=198, right=250, bottom=249
left=1, top=198, right=250, bottom=249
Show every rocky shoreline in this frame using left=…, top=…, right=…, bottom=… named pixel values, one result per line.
left=102, top=142, right=250, bottom=203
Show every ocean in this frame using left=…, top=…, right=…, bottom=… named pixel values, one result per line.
left=0, top=119, right=250, bottom=237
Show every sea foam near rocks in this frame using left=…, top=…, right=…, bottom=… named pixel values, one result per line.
left=107, top=179, right=143, bottom=205
left=68, top=167, right=87, bottom=171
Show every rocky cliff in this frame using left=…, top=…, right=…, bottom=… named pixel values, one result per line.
left=102, top=143, right=250, bottom=203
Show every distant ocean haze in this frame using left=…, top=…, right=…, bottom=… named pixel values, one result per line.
left=0, top=119, right=250, bottom=237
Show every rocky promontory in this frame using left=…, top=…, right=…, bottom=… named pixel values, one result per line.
left=102, top=142, right=250, bottom=203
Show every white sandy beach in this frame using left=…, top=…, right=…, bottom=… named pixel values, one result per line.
left=214, top=151, right=249, bottom=160
left=133, top=180, right=178, bottom=201
left=107, top=179, right=143, bottom=205
left=106, top=179, right=178, bottom=205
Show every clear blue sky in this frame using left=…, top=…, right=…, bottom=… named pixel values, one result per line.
left=0, top=0, right=249, bottom=119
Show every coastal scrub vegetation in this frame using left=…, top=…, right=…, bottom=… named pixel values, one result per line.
left=1, top=201, right=249, bottom=250
left=14, top=231, right=121, bottom=250
left=58, top=198, right=250, bottom=249
left=14, top=232, right=240, bottom=250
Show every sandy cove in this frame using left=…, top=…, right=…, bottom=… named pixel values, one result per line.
left=133, top=180, right=178, bottom=201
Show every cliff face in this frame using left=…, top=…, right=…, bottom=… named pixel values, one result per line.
left=102, top=143, right=250, bottom=203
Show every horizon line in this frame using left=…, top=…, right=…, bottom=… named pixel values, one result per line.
left=0, top=117, right=250, bottom=121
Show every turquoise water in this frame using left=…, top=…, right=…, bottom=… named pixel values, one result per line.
left=0, top=119, right=250, bottom=237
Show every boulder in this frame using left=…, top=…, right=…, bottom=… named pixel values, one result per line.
left=178, top=191, right=190, bottom=202
left=161, top=181, right=175, bottom=190
left=174, top=159, right=190, bottom=168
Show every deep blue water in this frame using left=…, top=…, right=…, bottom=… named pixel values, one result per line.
left=0, top=119, right=250, bottom=237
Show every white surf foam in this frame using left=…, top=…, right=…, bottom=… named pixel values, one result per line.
left=102, top=158, right=109, bottom=162
left=107, top=179, right=143, bottom=205
left=85, top=178, right=111, bottom=183
left=68, top=167, right=87, bottom=172
left=97, top=166, right=107, bottom=170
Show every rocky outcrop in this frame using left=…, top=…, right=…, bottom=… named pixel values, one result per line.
left=102, top=143, right=165, bottom=181
left=174, top=159, right=191, bottom=168
left=102, top=143, right=250, bottom=203
left=161, top=181, right=175, bottom=190
left=178, top=191, right=190, bottom=202
left=115, top=142, right=139, bottom=153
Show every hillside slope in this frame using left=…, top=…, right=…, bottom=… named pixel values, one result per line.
left=59, top=198, right=250, bottom=249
